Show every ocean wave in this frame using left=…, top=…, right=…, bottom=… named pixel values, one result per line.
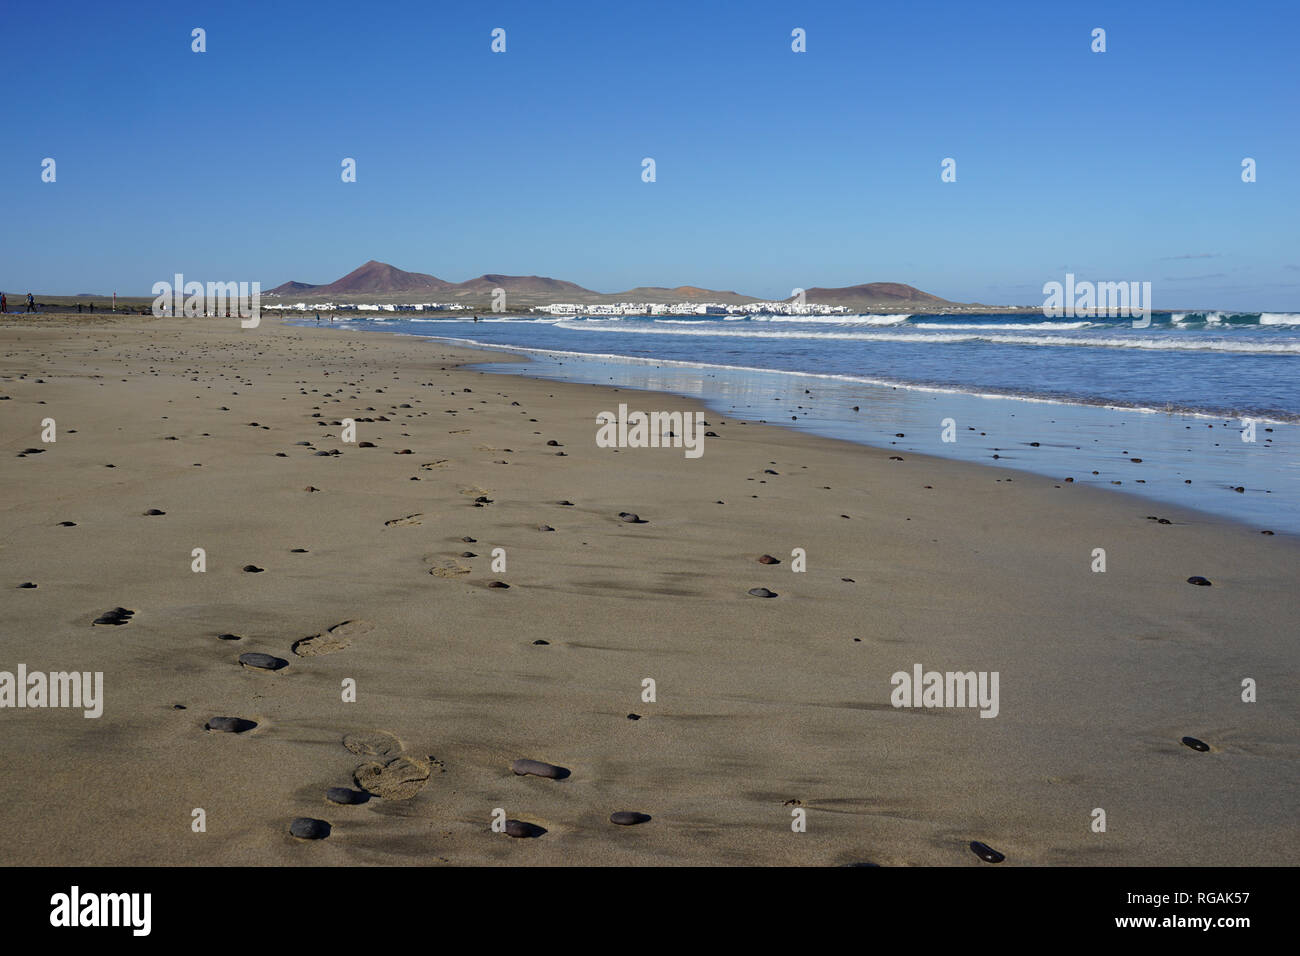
left=426, top=335, right=1297, bottom=423
left=550, top=321, right=1300, bottom=353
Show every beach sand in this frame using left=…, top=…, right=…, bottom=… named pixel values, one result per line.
left=1, top=313, right=1296, bottom=866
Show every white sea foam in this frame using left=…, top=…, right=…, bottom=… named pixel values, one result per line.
left=550, top=321, right=1300, bottom=354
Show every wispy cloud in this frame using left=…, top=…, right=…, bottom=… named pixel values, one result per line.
left=1161, top=253, right=1221, bottom=260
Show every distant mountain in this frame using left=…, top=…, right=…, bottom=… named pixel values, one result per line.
left=614, top=285, right=756, bottom=304
left=269, top=260, right=453, bottom=296
left=266, top=280, right=321, bottom=294
left=454, top=274, right=595, bottom=296
left=788, top=282, right=955, bottom=309
left=266, top=260, right=957, bottom=309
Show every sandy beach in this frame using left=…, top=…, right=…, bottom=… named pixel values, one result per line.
left=0, top=312, right=1295, bottom=866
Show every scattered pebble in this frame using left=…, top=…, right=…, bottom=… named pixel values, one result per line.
left=92, top=607, right=134, bottom=626
left=1182, top=736, right=1211, bottom=752
left=326, top=787, right=370, bottom=805
left=511, top=759, right=570, bottom=779
left=205, top=717, right=257, bottom=733
left=289, top=818, right=331, bottom=840
left=969, top=841, right=1005, bottom=863
left=610, top=811, right=651, bottom=826
left=1186, top=576, right=1213, bottom=587
left=758, top=554, right=780, bottom=565
left=618, top=512, right=646, bottom=523
left=748, top=588, right=778, bottom=598
left=142, top=509, right=165, bottom=516
left=242, top=564, right=264, bottom=573
left=239, top=652, right=288, bottom=671
left=505, top=820, right=546, bottom=838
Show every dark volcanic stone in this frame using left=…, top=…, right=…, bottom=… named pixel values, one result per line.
left=205, top=716, right=257, bottom=733
left=1182, top=736, right=1211, bottom=752
left=143, top=509, right=165, bottom=516
left=748, top=587, right=778, bottom=598
left=326, top=787, right=370, bottom=805
left=242, top=565, right=264, bottom=573
left=92, top=607, right=134, bottom=625
left=505, top=819, right=546, bottom=838
left=487, top=581, right=510, bottom=589
left=758, top=554, right=781, bottom=565
left=511, top=759, right=570, bottom=779
left=239, top=652, right=288, bottom=671
left=969, top=841, right=1005, bottom=863
left=289, top=817, right=331, bottom=839
left=610, top=811, right=651, bottom=826
left=1186, top=576, right=1213, bottom=587
left=618, top=512, right=645, bottom=523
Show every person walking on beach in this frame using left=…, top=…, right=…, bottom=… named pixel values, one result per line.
left=26, top=293, right=36, bottom=313
left=0, top=292, right=6, bottom=314
left=315, top=312, right=321, bottom=324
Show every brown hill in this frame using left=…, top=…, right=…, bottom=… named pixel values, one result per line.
left=453, top=274, right=595, bottom=296
left=788, top=282, right=954, bottom=308
left=613, top=285, right=756, bottom=304
left=269, top=260, right=454, bottom=296
left=266, top=279, right=321, bottom=294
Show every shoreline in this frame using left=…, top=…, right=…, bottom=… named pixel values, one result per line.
left=299, top=319, right=1300, bottom=535
left=1, top=313, right=1296, bottom=866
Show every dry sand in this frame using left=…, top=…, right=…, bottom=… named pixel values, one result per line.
left=1, top=313, right=1296, bottom=866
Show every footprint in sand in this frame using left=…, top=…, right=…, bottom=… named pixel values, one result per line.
left=428, top=558, right=471, bottom=577
left=354, top=755, right=431, bottom=800
left=343, top=730, right=404, bottom=757
left=292, top=619, right=374, bottom=657
left=384, top=513, right=423, bottom=527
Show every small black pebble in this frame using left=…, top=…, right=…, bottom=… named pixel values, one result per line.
left=289, top=817, right=331, bottom=840
left=326, top=788, right=370, bottom=805
left=239, top=652, right=289, bottom=671
left=205, top=716, right=257, bottom=733
left=748, top=587, right=777, bottom=598
left=1182, top=736, right=1211, bottom=752
left=505, top=820, right=546, bottom=838
left=1186, top=576, right=1212, bottom=587
left=970, top=841, right=1004, bottom=863
left=610, top=811, right=651, bottom=826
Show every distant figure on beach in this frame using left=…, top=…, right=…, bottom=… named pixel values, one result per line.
left=315, top=312, right=321, bottom=324
left=78, top=303, right=83, bottom=313
left=474, top=315, right=479, bottom=322
left=0, top=292, right=6, bottom=313
left=89, top=302, right=94, bottom=313
left=26, top=293, right=36, bottom=313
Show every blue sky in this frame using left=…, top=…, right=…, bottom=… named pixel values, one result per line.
left=2, top=0, right=1296, bottom=308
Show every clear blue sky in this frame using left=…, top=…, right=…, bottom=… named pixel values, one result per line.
left=2, top=0, right=1296, bottom=309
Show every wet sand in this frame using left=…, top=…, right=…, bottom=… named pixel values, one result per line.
left=1, top=313, right=1296, bottom=865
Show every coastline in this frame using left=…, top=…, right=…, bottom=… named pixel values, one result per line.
left=306, top=318, right=1300, bottom=535
left=1, top=313, right=1296, bottom=865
